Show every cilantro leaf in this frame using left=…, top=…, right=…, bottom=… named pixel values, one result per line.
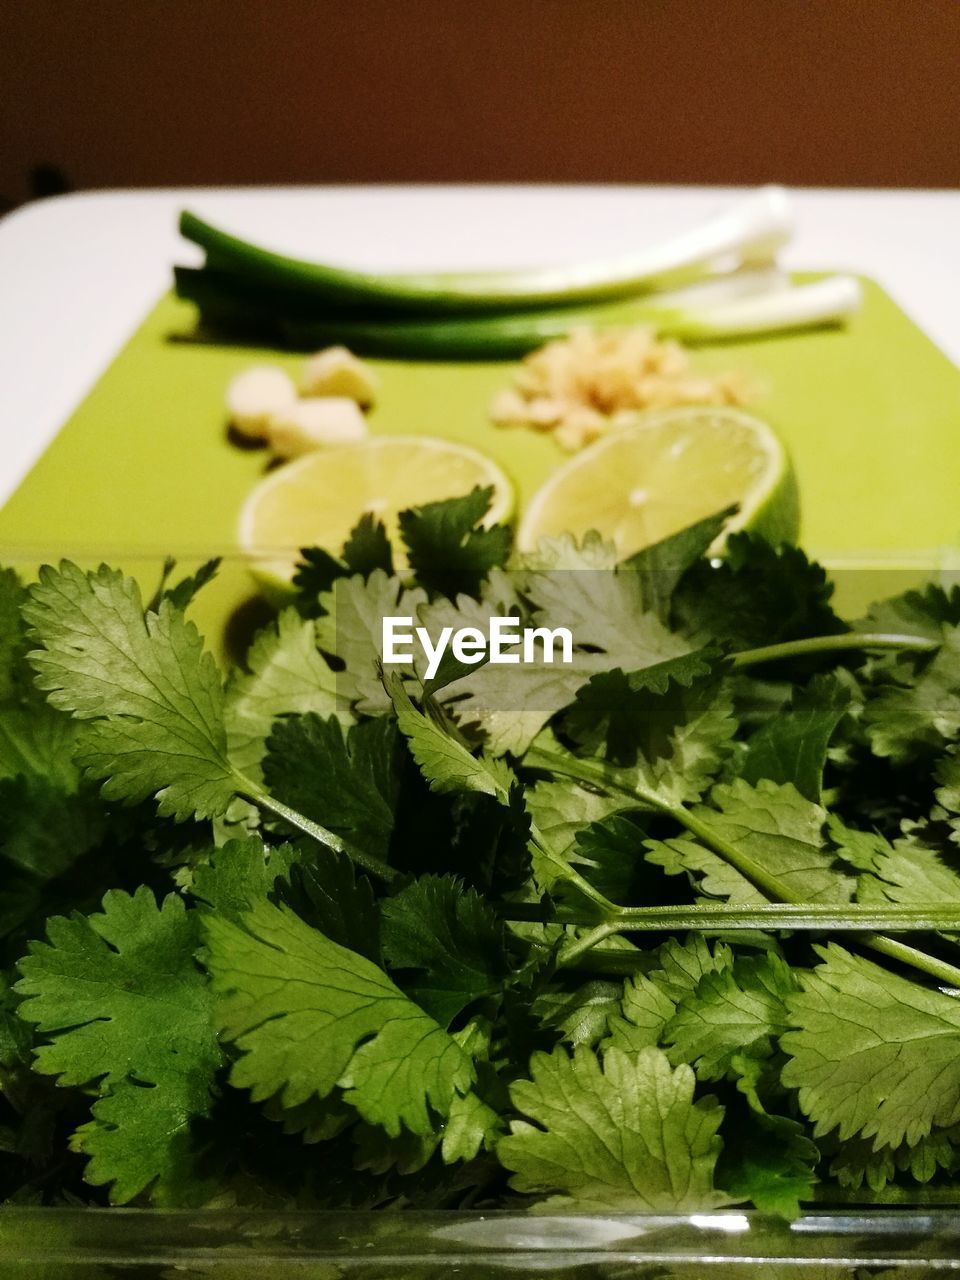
left=204, top=900, right=475, bottom=1137
left=293, top=546, right=347, bottom=608
left=24, top=563, right=238, bottom=821
left=0, top=568, right=29, bottom=703
left=565, top=666, right=738, bottom=808
left=782, top=944, right=960, bottom=1148
left=647, top=780, right=853, bottom=904
left=435, top=564, right=689, bottom=755
left=342, top=513, right=394, bottom=579
left=524, top=777, right=628, bottom=901
left=381, top=875, right=507, bottom=1026
left=607, top=937, right=734, bottom=1052
left=674, top=534, right=844, bottom=650
left=440, top=1087, right=504, bottom=1164
left=532, top=979, right=623, bottom=1048
left=15, top=888, right=222, bottom=1203
left=225, top=608, right=350, bottom=780
left=858, top=582, right=960, bottom=641
left=834, top=819, right=960, bottom=912
left=315, top=570, right=427, bottom=715
left=263, top=713, right=405, bottom=861
left=518, top=530, right=619, bottom=572
left=568, top=812, right=652, bottom=906
left=663, top=953, right=799, bottom=1081
left=294, top=514, right=394, bottom=615
left=388, top=674, right=515, bottom=804
left=565, top=648, right=725, bottom=766
left=527, top=559, right=686, bottom=663
left=621, top=505, right=736, bottom=622
left=161, top=558, right=220, bottom=613
left=0, top=704, right=78, bottom=790
left=717, top=1099, right=818, bottom=1220
left=829, top=1127, right=960, bottom=1191
left=741, top=673, right=850, bottom=802
left=936, top=748, right=960, bottom=814
left=863, top=628, right=960, bottom=763
left=0, top=776, right=106, bottom=945
left=189, top=837, right=300, bottom=918
left=398, top=487, right=511, bottom=599
left=499, top=1045, right=727, bottom=1211
left=278, top=854, right=380, bottom=963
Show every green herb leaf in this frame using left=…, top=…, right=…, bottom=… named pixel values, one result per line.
left=858, top=583, right=960, bottom=641
left=621, top=506, right=737, bottom=622
left=864, top=629, right=960, bottom=763
left=0, top=568, right=30, bottom=704
left=388, top=674, right=515, bottom=804
left=225, top=608, right=350, bottom=779
left=278, top=853, right=381, bottom=963
left=664, top=953, right=799, bottom=1081
left=533, top=979, right=623, bottom=1048
left=565, top=647, right=725, bottom=766
left=499, top=1045, right=728, bottom=1211
left=647, top=779, right=853, bottom=903
left=674, top=534, right=844, bottom=650
left=524, top=777, right=627, bottom=902
left=263, top=713, right=405, bottom=862
left=381, top=875, right=507, bottom=1026
left=162, top=558, right=221, bottom=612
left=398, top=487, right=511, bottom=600
left=24, top=564, right=237, bottom=821
left=607, top=937, right=734, bottom=1052
left=189, top=837, right=300, bottom=918
left=205, top=900, right=475, bottom=1137
left=782, top=944, right=960, bottom=1148
left=435, top=563, right=689, bottom=755
left=741, top=674, right=850, bottom=802
left=829, top=1128, right=960, bottom=1191
left=342, top=513, right=394, bottom=579
left=0, top=704, right=78, bottom=791
left=717, top=1100, right=818, bottom=1220
left=15, top=888, right=221, bottom=1203
left=315, top=570, right=427, bottom=714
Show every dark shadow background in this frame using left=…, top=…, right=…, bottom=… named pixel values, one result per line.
left=3, top=0, right=960, bottom=209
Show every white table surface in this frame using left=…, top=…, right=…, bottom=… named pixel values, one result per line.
left=1, top=184, right=958, bottom=507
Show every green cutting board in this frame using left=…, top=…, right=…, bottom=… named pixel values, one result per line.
left=1, top=279, right=959, bottom=656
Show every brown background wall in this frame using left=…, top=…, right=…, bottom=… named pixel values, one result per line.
left=3, top=0, right=960, bottom=207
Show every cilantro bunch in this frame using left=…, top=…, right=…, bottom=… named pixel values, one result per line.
left=4, top=491, right=960, bottom=1218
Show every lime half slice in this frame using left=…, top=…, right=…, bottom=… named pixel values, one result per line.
left=516, top=407, right=798, bottom=557
left=239, top=435, right=514, bottom=590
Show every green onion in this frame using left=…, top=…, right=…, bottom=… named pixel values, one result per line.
left=179, top=186, right=795, bottom=315
left=175, top=264, right=862, bottom=360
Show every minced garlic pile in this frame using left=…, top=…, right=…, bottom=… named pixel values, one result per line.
left=490, top=326, right=752, bottom=451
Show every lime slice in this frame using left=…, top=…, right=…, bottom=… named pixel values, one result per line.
left=239, top=435, right=514, bottom=590
left=516, top=407, right=798, bottom=557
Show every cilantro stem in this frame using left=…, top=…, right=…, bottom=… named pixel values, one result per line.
left=731, top=632, right=938, bottom=669
left=542, top=903, right=960, bottom=933
left=525, top=745, right=960, bottom=986
left=559, top=923, right=623, bottom=965
left=856, top=935, right=960, bottom=989
left=239, top=781, right=399, bottom=884
left=549, top=904, right=960, bottom=967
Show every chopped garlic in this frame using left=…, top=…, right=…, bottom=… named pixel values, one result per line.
left=226, top=366, right=297, bottom=441
left=491, top=326, right=752, bottom=450
left=302, top=346, right=378, bottom=406
left=267, top=397, right=368, bottom=458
